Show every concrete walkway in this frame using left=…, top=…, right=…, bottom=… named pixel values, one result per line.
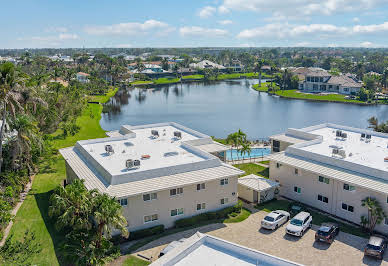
left=122, top=207, right=387, bottom=266
left=0, top=174, right=35, bottom=246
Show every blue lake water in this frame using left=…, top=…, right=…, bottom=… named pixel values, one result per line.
left=100, top=79, right=388, bottom=139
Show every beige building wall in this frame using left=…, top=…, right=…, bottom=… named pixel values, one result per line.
left=238, top=185, right=254, bottom=202
left=269, top=161, right=388, bottom=234
left=121, top=176, right=239, bottom=231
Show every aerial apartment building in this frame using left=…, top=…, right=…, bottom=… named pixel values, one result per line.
left=60, top=122, right=243, bottom=231
left=269, top=123, right=388, bottom=234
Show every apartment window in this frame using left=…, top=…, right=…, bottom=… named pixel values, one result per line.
left=143, top=192, right=157, bottom=201
left=319, top=77, right=323, bottom=82
left=170, top=208, right=184, bottom=217
left=318, top=176, right=330, bottom=184
left=294, top=168, right=299, bottom=175
left=294, top=186, right=301, bottom=193
left=385, top=217, right=388, bottom=226
left=343, top=184, right=355, bottom=191
left=144, top=214, right=158, bottom=223
left=273, top=140, right=280, bottom=152
left=276, top=163, right=282, bottom=168
left=344, top=88, right=349, bottom=92
left=317, top=194, right=329, bottom=203
left=197, top=183, right=206, bottom=191
left=170, top=187, right=183, bottom=196
left=220, top=178, right=229, bottom=186
left=118, top=198, right=127, bottom=206
left=342, top=203, right=354, bottom=213
left=197, top=203, right=206, bottom=211
left=220, top=198, right=229, bottom=205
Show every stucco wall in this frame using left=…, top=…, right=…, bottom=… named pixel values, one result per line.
left=121, top=176, right=239, bottom=231
left=238, top=185, right=254, bottom=202
left=269, top=161, right=388, bottom=234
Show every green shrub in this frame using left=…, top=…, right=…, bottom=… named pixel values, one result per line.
left=129, top=225, right=165, bottom=240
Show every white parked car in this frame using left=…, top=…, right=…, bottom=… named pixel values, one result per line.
left=285, top=211, right=312, bottom=237
left=261, top=210, right=290, bottom=230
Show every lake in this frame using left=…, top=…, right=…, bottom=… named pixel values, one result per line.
left=100, top=79, right=388, bottom=139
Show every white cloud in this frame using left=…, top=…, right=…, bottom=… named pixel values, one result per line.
left=113, top=43, right=132, bottom=48
left=217, top=0, right=386, bottom=19
left=360, top=41, right=374, bottom=48
left=85, top=20, right=174, bottom=36
left=353, top=17, right=360, bottom=23
left=45, top=27, right=68, bottom=33
left=238, top=21, right=388, bottom=40
left=179, top=26, right=228, bottom=37
left=295, top=42, right=312, bottom=47
left=59, top=33, right=79, bottom=40
left=198, top=6, right=216, bottom=18
left=218, top=20, right=233, bottom=25
left=17, top=33, right=79, bottom=47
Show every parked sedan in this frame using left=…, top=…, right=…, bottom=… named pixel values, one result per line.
left=261, top=210, right=290, bottom=230
left=364, top=236, right=387, bottom=260
left=315, top=223, right=339, bottom=244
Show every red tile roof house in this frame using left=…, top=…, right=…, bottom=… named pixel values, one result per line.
left=76, top=72, right=90, bottom=83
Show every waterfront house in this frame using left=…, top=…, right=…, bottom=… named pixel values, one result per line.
left=294, top=68, right=362, bottom=95
left=269, top=123, right=388, bottom=234
left=60, top=122, right=242, bottom=231
left=76, top=72, right=90, bottom=83
left=189, top=60, right=225, bottom=70
left=224, top=60, right=244, bottom=72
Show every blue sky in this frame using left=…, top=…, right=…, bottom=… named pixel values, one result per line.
left=2, top=0, right=388, bottom=48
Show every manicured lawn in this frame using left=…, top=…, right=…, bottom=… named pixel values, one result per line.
left=8, top=91, right=115, bottom=265
left=153, top=78, right=180, bottom=84
left=216, top=73, right=241, bottom=80
left=252, top=82, right=269, bottom=92
left=182, top=74, right=204, bottom=79
left=131, top=80, right=153, bottom=85
left=275, top=90, right=365, bottom=103
left=260, top=160, right=270, bottom=165
left=123, top=256, right=151, bottom=266
left=256, top=200, right=368, bottom=238
left=223, top=208, right=251, bottom=223
left=233, top=163, right=269, bottom=178
left=211, top=137, right=227, bottom=145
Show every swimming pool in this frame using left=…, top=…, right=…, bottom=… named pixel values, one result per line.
left=225, top=147, right=271, bottom=161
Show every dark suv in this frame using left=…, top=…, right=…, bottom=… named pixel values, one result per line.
left=364, top=236, right=387, bottom=260
left=315, top=223, right=339, bottom=244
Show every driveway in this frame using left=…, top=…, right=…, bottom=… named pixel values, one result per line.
left=129, top=208, right=388, bottom=266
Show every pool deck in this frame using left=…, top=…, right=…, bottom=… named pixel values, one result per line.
left=226, top=156, right=269, bottom=165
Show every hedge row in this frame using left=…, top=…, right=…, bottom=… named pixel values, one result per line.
left=175, top=201, right=243, bottom=228
left=129, top=225, right=165, bottom=240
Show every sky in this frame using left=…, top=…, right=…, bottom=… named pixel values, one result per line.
left=2, top=0, right=388, bottom=49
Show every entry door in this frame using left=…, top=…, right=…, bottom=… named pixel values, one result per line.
left=253, top=191, right=259, bottom=203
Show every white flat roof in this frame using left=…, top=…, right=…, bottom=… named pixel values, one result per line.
left=151, top=232, right=301, bottom=266
left=301, top=126, right=388, bottom=172
left=82, top=125, right=204, bottom=176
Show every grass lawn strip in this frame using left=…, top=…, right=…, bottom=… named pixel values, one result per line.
left=233, top=163, right=269, bottom=178
left=8, top=90, right=116, bottom=265
left=123, top=255, right=151, bottom=266
left=275, top=90, right=364, bottom=104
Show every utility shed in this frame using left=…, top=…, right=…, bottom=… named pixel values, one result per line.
left=238, top=174, right=279, bottom=203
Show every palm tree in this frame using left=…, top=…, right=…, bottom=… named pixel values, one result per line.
left=240, top=141, right=252, bottom=162
left=49, top=179, right=94, bottom=231
left=256, top=59, right=264, bottom=86
left=382, top=67, right=388, bottom=90
left=91, top=193, right=128, bottom=248
left=361, top=197, right=386, bottom=235
left=226, top=132, right=238, bottom=162
left=9, top=114, right=43, bottom=174
left=0, top=62, right=21, bottom=173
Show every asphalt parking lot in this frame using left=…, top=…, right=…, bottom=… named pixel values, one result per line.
left=130, top=208, right=388, bottom=266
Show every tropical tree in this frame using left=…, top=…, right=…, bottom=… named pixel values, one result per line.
left=0, top=230, right=42, bottom=265
left=226, top=132, right=238, bottom=162
left=0, top=62, right=22, bottom=173
left=49, top=179, right=94, bottom=231
left=91, top=193, right=128, bottom=248
left=9, top=114, right=43, bottom=174
left=360, top=197, right=386, bottom=235
left=135, top=58, right=145, bottom=73
left=226, top=130, right=247, bottom=162
left=161, top=57, right=169, bottom=71
left=240, top=141, right=252, bottom=162
left=382, top=67, right=388, bottom=89
left=367, top=116, right=388, bottom=133
left=255, top=59, right=265, bottom=86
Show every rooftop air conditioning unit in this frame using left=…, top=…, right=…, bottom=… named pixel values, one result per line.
left=338, top=150, right=346, bottom=158
left=361, top=133, right=366, bottom=138
left=105, top=145, right=114, bottom=154
left=126, top=159, right=134, bottom=168
left=366, top=134, right=371, bottom=140
left=335, top=130, right=342, bottom=137
left=332, top=148, right=339, bottom=154
left=134, top=159, right=141, bottom=167
left=151, top=130, right=159, bottom=138
left=174, top=131, right=182, bottom=139
left=341, top=132, right=347, bottom=139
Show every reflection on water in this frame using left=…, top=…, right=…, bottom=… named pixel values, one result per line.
left=101, top=79, right=388, bottom=139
